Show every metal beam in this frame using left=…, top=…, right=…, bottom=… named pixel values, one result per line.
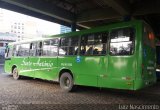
left=102, top=0, right=130, bottom=15
left=77, top=8, right=121, bottom=23
left=0, top=0, right=75, bottom=23
left=78, top=18, right=120, bottom=28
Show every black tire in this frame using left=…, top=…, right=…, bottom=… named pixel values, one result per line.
left=12, top=67, right=20, bottom=80
left=60, top=72, right=74, bottom=92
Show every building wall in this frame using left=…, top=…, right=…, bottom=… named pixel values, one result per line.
left=0, top=8, right=61, bottom=63
left=0, top=8, right=61, bottom=42
left=0, top=8, right=41, bottom=41
left=0, top=9, right=11, bottom=33
left=60, top=25, right=71, bottom=34
left=10, top=20, right=39, bottom=41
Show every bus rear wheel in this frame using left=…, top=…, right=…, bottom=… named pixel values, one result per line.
left=60, top=72, right=74, bottom=92
left=12, top=67, right=20, bottom=80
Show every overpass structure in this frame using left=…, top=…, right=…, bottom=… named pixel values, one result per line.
left=0, top=0, right=160, bottom=36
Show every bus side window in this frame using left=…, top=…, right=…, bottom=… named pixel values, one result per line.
left=109, top=27, right=135, bottom=55
left=42, top=39, right=59, bottom=56
left=50, top=39, right=59, bottom=56
left=59, top=37, right=79, bottom=56
left=39, top=42, right=43, bottom=56
left=94, top=32, right=108, bottom=55
left=5, top=48, right=9, bottom=58
left=80, top=35, right=87, bottom=55
left=43, top=40, right=50, bottom=56
left=6, top=47, right=13, bottom=58
left=36, top=42, right=43, bottom=56
left=70, top=37, right=79, bottom=55
left=18, top=44, right=30, bottom=56
left=16, top=45, right=21, bottom=56
left=80, top=32, right=108, bottom=56
left=30, top=43, right=36, bottom=56
left=86, top=35, right=94, bottom=55
left=12, top=45, right=16, bottom=56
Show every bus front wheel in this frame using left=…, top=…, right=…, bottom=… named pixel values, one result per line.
left=60, top=72, right=74, bottom=92
left=12, top=67, right=20, bottom=80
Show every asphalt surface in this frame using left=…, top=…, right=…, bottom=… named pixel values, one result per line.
left=0, top=64, right=4, bottom=73
left=0, top=65, right=160, bottom=110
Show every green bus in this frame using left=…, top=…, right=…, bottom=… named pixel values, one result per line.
left=4, top=20, right=157, bottom=92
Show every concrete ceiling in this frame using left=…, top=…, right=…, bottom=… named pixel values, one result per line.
left=0, top=0, right=160, bottom=36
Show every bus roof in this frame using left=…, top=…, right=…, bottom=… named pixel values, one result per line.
left=10, top=20, right=143, bottom=45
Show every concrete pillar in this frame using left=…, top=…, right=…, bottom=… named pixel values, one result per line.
left=71, top=22, right=76, bottom=32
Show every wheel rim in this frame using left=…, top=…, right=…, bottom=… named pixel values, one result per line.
left=13, top=68, right=18, bottom=78
left=64, top=77, right=70, bottom=87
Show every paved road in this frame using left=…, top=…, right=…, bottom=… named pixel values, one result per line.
left=0, top=64, right=4, bottom=73
left=0, top=66, right=160, bottom=110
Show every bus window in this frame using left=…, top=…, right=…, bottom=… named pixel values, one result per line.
left=59, top=37, right=69, bottom=55
left=42, top=39, right=58, bottom=56
left=36, top=42, right=43, bottom=56
left=94, top=33, right=108, bottom=55
left=59, top=37, right=79, bottom=56
left=17, top=43, right=30, bottom=56
left=12, top=45, right=16, bottom=56
left=80, top=35, right=87, bottom=55
left=80, top=32, right=108, bottom=56
left=43, top=40, right=50, bottom=56
left=50, top=39, right=59, bottom=56
left=5, top=47, right=10, bottom=58
left=109, top=27, right=135, bottom=55
left=29, top=42, right=37, bottom=56
left=6, top=47, right=13, bottom=58
left=15, top=45, right=20, bottom=56
left=86, top=34, right=94, bottom=55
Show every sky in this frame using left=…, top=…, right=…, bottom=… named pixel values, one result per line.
left=1, top=8, right=60, bottom=35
